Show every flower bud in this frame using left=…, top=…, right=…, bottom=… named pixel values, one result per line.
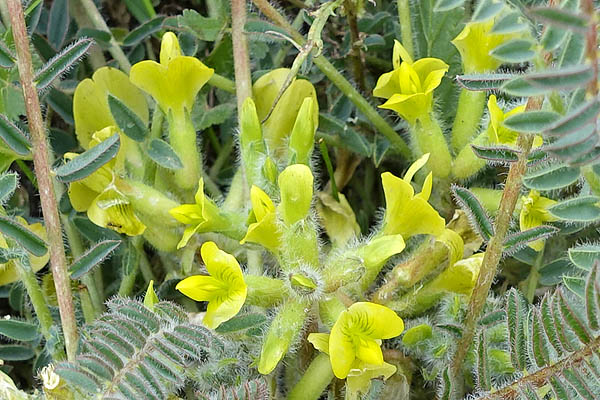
left=288, top=97, right=317, bottom=165
left=278, top=164, right=314, bottom=226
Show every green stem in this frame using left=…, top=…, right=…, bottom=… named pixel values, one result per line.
left=449, top=98, right=541, bottom=399
left=450, top=89, right=487, bottom=153
left=208, top=74, right=236, bottom=93
left=288, top=353, right=334, bottom=400
left=397, top=0, right=414, bottom=59
left=412, top=113, right=452, bottom=179
left=14, top=258, right=64, bottom=359
left=133, top=236, right=155, bottom=283
left=231, top=0, right=253, bottom=111
left=79, top=0, right=132, bottom=72
left=8, top=0, right=78, bottom=360
left=79, top=288, right=96, bottom=324
left=526, top=244, right=545, bottom=303
left=251, top=0, right=411, bottom=159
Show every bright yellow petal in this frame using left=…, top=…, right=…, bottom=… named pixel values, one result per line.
left=413, top=58, right=448, bottom=92
left=278, top=164, right=314, bottom=226
left=200, top=241, right=245, bottom=287
left=393, top=40, right=413, bottom=67
left=378, top=92, right=430, bottom=124
left=177, top=224, right=201, bottom=249
left=358, top=234, right=405, bottom=269
left=169, top=204, right=204, bottom=225
left=87, top=186, right=146, bottom=236
left=416, top=172, right=433, bottom=201
left=346, top=302, right=405, bottom=339
left=330, top=311, right=357, bottom=379
left=68, top=181, right=99, bottom=212
left=159, top=32, right=182, bottom=65
left=373, top=69, right=402, bottom=100
left=203, top=288, right=247, bottom=329
left=73, top=67, right=148, bottom=149
left=250, top=185, right=275, bottom=221
left=240, top=213, right=282, bottom=252
left=403, top=153, right=430, bottom=183
left=382, top=171, right=414, bottom=215
left=176, top=275, right=222, bottom=301
left=308, top=333, right=330, bottom=354
left=355, top=338, right=384, bottom=365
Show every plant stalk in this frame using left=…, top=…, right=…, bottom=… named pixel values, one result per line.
left=231, top=0, right=253, bottom=110
left=449, top=97, right=543, bottom=398
left=450, top=89, right=487, bottom=153
left=8, top=0, right=79, bottom=360
left=251, top=0, right=411, bottom=159
left=287, top=353, right=334, bottom=400
left=397, top=0, right=414, bottom=59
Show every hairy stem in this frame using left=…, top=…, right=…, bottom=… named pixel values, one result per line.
left=450, top=89, right=487, bottom=153
left=231, top=0, right=253, bottom=110
left=449, top=97, right=543, bottom=398
left=251, top=0, right=411, bottom=158
left=344, top=0, right=367, bottom=92
left=397, top=0, right=414, bottom=59
left=7, top=0, right=79, bottom=360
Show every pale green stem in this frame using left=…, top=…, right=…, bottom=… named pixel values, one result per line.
left=14, top=259, right=63, bottom=359
left=208, top=74, right=236, bottom=94
left=245, top=275, right=289, bottom=307
left=180, top=241, right=199, bottom=275
left=450, top=89, right=487, bottom=153
left=288, top=353, right=334, bottom=400
left=397, top=0, right=414, bottom=58
left=246, top=249, right=263, bottom=276
left=452, top=131, right=487, bottom=180
left=118, top=261, right=138, bottom=297
left=133, top=236, right=155, bottom=283
left=79, top=0, right=132, bottom=72
left=79, top=288, right=96, bottom=324
left=412, top=113, right=452, bottom=179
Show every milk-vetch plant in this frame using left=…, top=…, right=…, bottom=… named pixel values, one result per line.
left=3, top=0, right=600, bottom=399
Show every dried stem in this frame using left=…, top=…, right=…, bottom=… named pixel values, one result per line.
left=7, top=0, right=79, bottom=360
left=449, top=97, right=543, bottom=398
left=343, top=0, right=367, bottom=92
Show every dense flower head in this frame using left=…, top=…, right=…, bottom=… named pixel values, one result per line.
left=373, top=41, right=448, bottom=124
left=176, top=241, right=247, bottom=329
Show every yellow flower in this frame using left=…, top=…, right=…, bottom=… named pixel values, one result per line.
left=487, top=95, right=543, bottom=147
left=373, top=41, right=448, bottom=124
left=381, top=153, right=445, bottom=238
left=176, top=241, right=247, bottom=329
left=130, top=32, right=214, bottom=120
left=169, top=179, right=232, bottom=249
left=73, top=67, right=148, bottom=149
left=316, top=192, right=360, bottom=248
left=308, top=302, right=404, bottom=379
left=86, top=184, right=146, bottom=236
left=253, top=68, right=319, bottom=151
left=0, top=218, right=49, bottom=286
left=520, top=190, right=558, bottom=251
left=452, top=19, right=519, bottom=73
left=240, top=186, right=282, bottom=253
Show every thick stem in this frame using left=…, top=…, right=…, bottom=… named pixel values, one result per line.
left=7, top=0, right=79, bottom=360
left=251, top=0, right=411, bottom=159
left=287, top=353, right=334, bottom=400
left=412, top=113, right=452, bottom=179
left=79, top=0, right=132, bottom=72
left=168, top=111, right=202, bottom=194
left=449, top=97, right=543, bottom=398
left=450, top=89, right=487, bottom=153
left=397, top=0, right=414, bottom=59
left=231, top=0, right=253, bottom=110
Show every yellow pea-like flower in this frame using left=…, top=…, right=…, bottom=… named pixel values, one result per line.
left=240, top=186, right=282, bottom=253
left=487, top=95, right=543, bottom=147
left=169, top=179, right=232, bottom=249
left=129, top=32, right=214, bottom=120
left=520, top=190, right=558, bottom=251
left=307, top=302, right=403, bottom=398
left=373, top=41, right=448, bottom=124
left=176, top=241, right=247, bottom=329
left=381, top=153, right=445, bottom=239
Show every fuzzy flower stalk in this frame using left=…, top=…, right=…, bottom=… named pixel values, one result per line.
left=374, top=41, right=452, bottom=179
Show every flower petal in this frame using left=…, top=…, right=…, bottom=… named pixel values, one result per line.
left=393, top=40, right=413, bottom=67
left=403, top=153, right=430, bottom=183
left=176, top=275, right=221, bottom=302
left=250, top=185, right=275, bottom=221
left=355, top=337, right=384, bottom=365
left=358, top=234, right=405, bottom=270
left=87, top=186, right=146, bottom=236
left=177, top=224, right=201, bottom=249
left=159, top=32, right=182, bottom=65
left=330, top=311, right=357, bottom=379
left=201, top=241, right=245, bottom=287
left=169, top=204, right=204, bottom=225
left=203, top=288, right=247, bottom=329
left=308, top=333, right=330, bottom=354
left=373, top=69, right=402, bottom=100
left=346, top=361, right=397, bottom=400
left=347, top=302, right=405, bottom=339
